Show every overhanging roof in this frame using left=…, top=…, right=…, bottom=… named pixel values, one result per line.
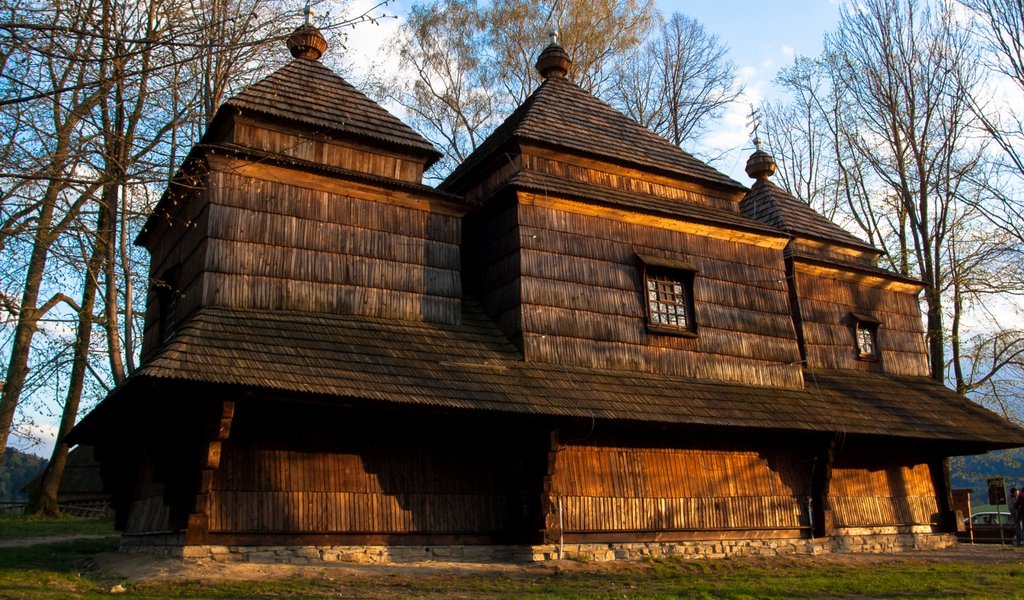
left=77, top=303, right=1024, bottom=450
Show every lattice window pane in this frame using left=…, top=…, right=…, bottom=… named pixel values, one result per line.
left=646, top=273, right=690, bottom=328
left=857, top=323, right=876, bottom=356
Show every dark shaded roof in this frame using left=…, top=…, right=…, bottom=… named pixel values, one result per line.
left=741, top=179, right=878, bottom=253
left=442, top=77, right=744, bottom=193
left=100, top=304, right=1024, bottom=448
left=507, top=170, right=787, bottom=239
left=224, top=58, right=440, bottom=162
left=21, top=445, right=106, bottom=497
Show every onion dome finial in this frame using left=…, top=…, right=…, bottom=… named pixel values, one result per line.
left=287, top=1, right=327, bottom=60
left=745, top=139, right=777, bottom=181
left=535, top=30, right=572, bottom=79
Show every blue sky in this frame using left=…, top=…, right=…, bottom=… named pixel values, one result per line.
left=661, top=1, right=842, bottom=178
left=342, top=0, right=845, bottom=180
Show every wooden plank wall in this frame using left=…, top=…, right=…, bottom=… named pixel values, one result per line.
left=209, top=441, right=521, bottom=535
left=551, top=445, right=809, bottom=533
left=199, top=170, right=462, bottom=323
left=141, top=183, right=212, bottom=356
left=514, top=201, right=803, bottom=387
left=463, top=199, right=523, bottom=341
left=123, top=456, right=172, bottom=534
left=230, top=119, right=425, bottom=183
left=521, top=153, right=739, bottom=213
left=829, top=461, right=939, bottom=527
left=795, top=270, right=930, bottom=376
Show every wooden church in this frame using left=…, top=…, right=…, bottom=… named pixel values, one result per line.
left=70, top=22, right=1024, bottom=562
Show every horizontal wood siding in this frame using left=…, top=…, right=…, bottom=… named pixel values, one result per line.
left=141, top=187, right=211, bottom=355
left=231, top=119, right=424, bottom=182
left=830, top=461, right=939, bottom=527
left=201, top=171, right=462, bottom=323
left=516, top=202, right=802, bottom=387
left=795, top=270, right=929, bottom=376
left=551, top=445, right=808, bottom=533
left=522, top=153, right=739, bottom=212
left=209, top=442, right=521, bottom=535
left=464, top=201, right=523, bottom=342
left=124, top=458, right=171, bottom=534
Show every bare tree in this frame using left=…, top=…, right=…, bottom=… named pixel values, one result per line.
left=0, top=0, right=111, bottom=464
left=371, top=0, right=498, bottom=178
left=822, top=0, right=988, bottom=382
left=612, top=13, right=741, bottom=148
left=374, top=0, right=657, bottom=180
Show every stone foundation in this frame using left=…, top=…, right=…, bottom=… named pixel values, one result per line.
left=123, top=529, right=957, bottom=564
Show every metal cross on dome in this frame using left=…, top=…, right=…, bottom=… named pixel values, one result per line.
left=303, top=0, right=314, bottom=25
left=746, top=105, right=764, bottom=151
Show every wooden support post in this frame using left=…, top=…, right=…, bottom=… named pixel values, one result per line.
left=810, top=434, right=837, bottom=538
left=540, top=430, right=562, bottom=544
left=932, top=457, right=957, bottom=533
left=184, top=400, right=234, bottom=545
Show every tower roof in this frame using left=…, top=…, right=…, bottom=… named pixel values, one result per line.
left=739, top=150, right=878, bottom=254
left=221, top=40, right=439, bottom=163
left=442, top=46, right=744, bottom=193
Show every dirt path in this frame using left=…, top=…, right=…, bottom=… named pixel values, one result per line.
left=0, top=534, right=118, bottom=548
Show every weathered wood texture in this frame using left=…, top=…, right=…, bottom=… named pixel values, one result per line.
left=210, top=442, right=522, bottom=534
left=227, top=118, right=426, bottom=182
left=520, top=152, right=739, bottom=212
left=473, top=198, right=803, bottom=387
left=141, top=182, right=211, bottom=356
left=142, top=163, right=463, bottom=355
left=829, top=460, right=939, bottom=527
left=550, top=445, right=809, bottom=533
left=794, top=268, right=930, bottom=376
left=207, top=404, right=541, bottom=537
left=123, top=456, right=172, bottom=534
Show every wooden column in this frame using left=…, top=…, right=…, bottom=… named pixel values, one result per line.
left=540, top=430, right=562, bottom=544
left=184, top=400, right=234, bottom=545
left=810, top=434, right=837, bottom=538
left=932, top=457, right=957, bottom=533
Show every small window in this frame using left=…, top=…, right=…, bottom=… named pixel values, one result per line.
left=638, top=255, right=697, bottom=337
left=849, top=312, right=880, bottom=360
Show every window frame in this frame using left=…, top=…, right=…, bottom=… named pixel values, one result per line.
left=849, top=312, right=881, bottom=361
left=638, top=254, right=698, bottom=338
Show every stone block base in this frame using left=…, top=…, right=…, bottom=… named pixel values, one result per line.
left=119, top=530, right=957, bottom=564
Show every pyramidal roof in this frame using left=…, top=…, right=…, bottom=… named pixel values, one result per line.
left=442, top=47, right=744, bottom=192
left=223, top=32, right=439, bottom=163
left=739, top=150, right=877, bottom=253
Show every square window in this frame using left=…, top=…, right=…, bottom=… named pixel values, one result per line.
left=638, top=255, right=697, bottom=337
left=647, top=273, right=690, bottom=328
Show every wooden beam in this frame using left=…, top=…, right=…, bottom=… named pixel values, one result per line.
left=793, top=260, right=925, bottom=293
left=518, top=192, right=789, bottom=250
left=541, top=430, right=561, bottom=545
left=562, top=529, right=806, bottom=543
left=207, top=153, right=470, bottom=217
left=184, top=400, right=235, bottom=545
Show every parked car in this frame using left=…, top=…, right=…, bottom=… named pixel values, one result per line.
left=958, top=511, right=1018, bottom=544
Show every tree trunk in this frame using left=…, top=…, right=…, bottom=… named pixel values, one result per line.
left=26, top=186, right=111, bottom=516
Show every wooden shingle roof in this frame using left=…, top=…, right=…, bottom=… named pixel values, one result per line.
left=114, top=304, right=1024, bottom=448
left=442, top=76, right=745, bottom=193
left=223, top=58, right=440, bottom=163
left=741, top=178, right=878, bottom=253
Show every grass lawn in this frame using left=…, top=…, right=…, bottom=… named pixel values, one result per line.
left=0, top=513, right=116, bottom=540
left=2, top=516, right=1024, bottom=598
